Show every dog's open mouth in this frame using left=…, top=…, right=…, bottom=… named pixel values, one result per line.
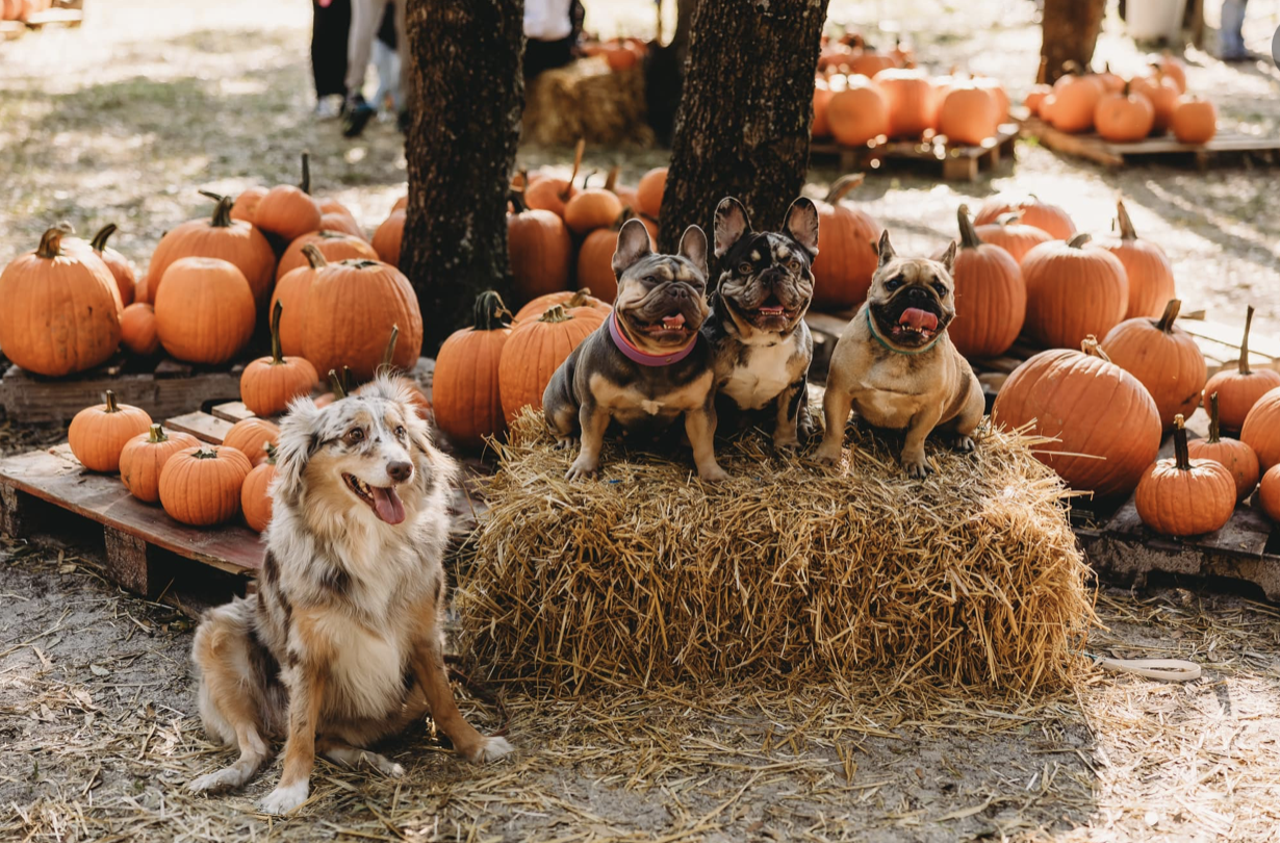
left=343, top=473, right=406, bottom=525
left=891, top=307, right=940, bottom=343
left=746, top=295, right=796, bottom=326
left=631, top=311, right=697, bottom=344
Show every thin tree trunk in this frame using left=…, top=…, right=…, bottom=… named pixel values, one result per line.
left=658, top=0, right=829, bottom=255
left=645, top=0, right=698, bottom=145
left=404, top=0, right=524, bottom=351
left=1040, top=0, right=1106, bottom=83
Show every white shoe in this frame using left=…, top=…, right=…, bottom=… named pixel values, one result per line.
left=314, top=96, right=343, bottom=121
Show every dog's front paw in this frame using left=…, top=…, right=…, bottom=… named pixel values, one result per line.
left=565, top=456, right=599, bottom=480
left=949, top=434, right=976, bottom=453
left=813, top=443, right=844, bottom=466
left=187, top=767, right=248, bottom=794
left=902, top=452, right=932, bottom=479
left=552, top=436, right=576, bottom=452
left=258, top=781, right=309, bottom=815
left=467, top=736, right=514, bottom=764
left=698, top=464, right=731, bottom=483
left=773, top=432, right=801, bottom=452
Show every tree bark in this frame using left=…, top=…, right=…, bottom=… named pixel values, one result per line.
left=658, top=0, right=828, bottom=255
left=645, top=0, right=699, bottom=146
left=404, top=0, right=524, bottom=351
left=1040, top=0, right=1106, bottom=83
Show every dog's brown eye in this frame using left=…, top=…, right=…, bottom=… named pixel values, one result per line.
left=347, top=428, right=364, bottom=442
left=787, top=259, right=801, bottom=272
left=932, top=283, right=948, bottom=296
left=737, top=262, right=753, bottom=275
left=885, top=278, right=903, bottom=291
left=395, top=426, right=406, bottom=438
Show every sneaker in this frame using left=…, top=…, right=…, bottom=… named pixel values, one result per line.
left=342, top=96, right=377, bottom=138
left=313, top=95, right=344, bottom=121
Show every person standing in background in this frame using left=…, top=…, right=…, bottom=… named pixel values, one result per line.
left=311, top=0, right=350, bottom=120
left=1219, top=0, right=1251, bottom=61
left=343, top=0, right=408, bottom=138
left=524, top=0, right=584, bottom=78
left=371, top=3, right=402, bottom=121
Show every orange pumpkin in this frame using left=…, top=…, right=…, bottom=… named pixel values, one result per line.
left=812, top=76, right=833, bottom=138
left=240, top=300, right=320, bottom=417
left=848, top=49, right=898, bottom=78
left=973, top=212, right=1053, bottom=264
left=145, top=193, right=275, bottom=308
left=1188, top=392, right=1260, bottom=500
left=372, top=209, right=405, bottom=267
left=301, top=258, right=423, bottom=380
left=515, top=288, right=612, bottom=324
left=120, top=302, right=161, bottom=356
left=945, top=204, right=1025, bottom=358
left=68, top=390, right=154, bottom=473
left=87, top=224, right=136, bottom=307
left=276, top=229, right=378, bottom=280
left=826, top=75, right=890, bottom=147
left=636, top=167, right=668, bottom=220
left=319, top=211, right=366, bottom=240
left=1172, top=97, right=1216, bottom=144
left=0, top=226, right=123, bottom=377
left=1047, top=72, right=1104, bottom=133
left=577, top=221, right=628, bottom=303
left=222, top=418, right=280, bottom=467
left=1259, top=465, right=1280, bottom=522
left=1098, top=200, right=1175, bottom=319
left=153, top=257, right=256, bottom=365
left=317, top=197, right=354, bottom=218
left=1135, top=414, right=1237, bottom=537
left=1100, top=299, right=1205, bottom=429
left=1130, top=72, right=1179, bottom=134
left=1153, top=52, right=1187, bottom=93
left=1095, top=63, right=1125, bottom=94
left=875, top=68, right=937, bottom=138
left=508, top=190, right=573, bottom=305
left=564, top=187, right=624, bottom=236
left=270, top=244, right=327, bottom=358
left=352, top=324, right=432, bottom=419
left=938, top=81, right=997, bottom=145
left=230, top=186, right=267, bottom=224
left=1024, top=84, right=1051, bottom=117
left=432, top=291, right=514, bottom=449
left=810, top=174, right=885, bottom=310
left=158, top=446, right=253, bottom=527
left=119, top=424, right=200, bottom=504
left=991, top=337, right=1162, bottom=498
left=1203, top=306, right=1280, bottom=432
left=525, top=140, right=584, bottom=219
left=240, top=445, right=276, bottom=533
left=392, top=195, right=408, bottom=213
left=1021, top=234, right=1128, bottom=350
left=973, top=195, right=1076, bottom=240
left=498, top=304, right=598, bottom=423
left=254, top=152, right=323, bottom=242
left=1094, top=84, right=1155, bottom=142
left=1242, top=385, right=1280, bottom=472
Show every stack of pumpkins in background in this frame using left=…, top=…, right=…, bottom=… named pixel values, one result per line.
left=1025, top=54, right=1216, bottom=145
left=579, top=37, right=648, bottom=72
left=0, top=0, right=52, bottom=22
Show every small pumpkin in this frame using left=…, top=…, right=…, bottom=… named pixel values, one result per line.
left=1130, top=72, right=1179, bottom=134
left=973, top=212, right=1053, bottom=264
left=1259, top=465, right=1280, bottom=522
left=1171, top=97, right=1217, bottom=145
left=230, top=186, right=267, bottom=224
left=498, top=304, right=598, bottom=423
left=826, top=74, right=890, bottom=147
left=1046, top=71, right=1105, bottom=133
left=276, top=229, right=378, bottom=280
left=576, top=213, right=632, bottom=303
left=810, top=174, right=885, bottom=310
left=1024, top=84, right=1051, bottom=117
left=1100, top=299, right=1205, bottom=429
left=119, top=424, right=200, bottom=504
left=1153, top=52, right=1187, bottom=93
left=991, top=337, right=1162, bottom=498
left=372, top=209, right=405, bottom=267
left=253, top=152, right=323, bottom=242
left=525, top=139, right=584, bottom=219
left=1203, top=306, right=1280, bottom=432
left=222, top=418, right=280, bottom=467
left=1135, top=414, right=1237, bottom=537
left=68, top=390, right=154, bottom=473
left=1094, top=83, right=1155, bottom=143
left=1098, top=200, right=1176, bottom=319
left=145, top=193, right=275, bottom=308
left=1187, top=392, right=1260, bottom=501
left=636, top=167, right=668, bottom=219
left=433, top=291, right=514, bottom=449
left=158, top=446, right=253, bottom=527
left=1021, top=234, right=1128, bottom=350
left=508, top=190, right=573, bottom=304
left=973, top=195, right=1076, bottom=240
left=153, top=257, right=256, bottom=365
left=240, top=300, right=320, bottom=417
left=87, top=224, right=136, bottom=307
left=241, top=444, right=276, bottom=533
left=945, top=204, right=1025, bottom=359
left=564, top=184, right=625, bottom=236
left=301, top=258, right=423, bottom=380
left=515, top=288, right=611, bottom=324
left=269, top=244, right=327, bottom=357
left=1241, top=385, right=1280, bottom=472
left=937, top=80, right=998, bottom=145
left=0, top=226, right=123, bottom=377
left=120, top=302, right=161, bottom=356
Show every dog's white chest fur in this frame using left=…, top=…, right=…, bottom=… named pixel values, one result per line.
left=314, top=611, right=406, bottom=718
left=723, top=341, right=794, bottom=410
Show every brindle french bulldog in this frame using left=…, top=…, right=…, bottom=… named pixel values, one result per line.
left=542, top=219, right=729, bottom=482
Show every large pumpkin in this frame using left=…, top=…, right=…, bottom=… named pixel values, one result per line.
left=0, top=226, right=123, bottom=377
left=1188, top=392, right=1260, bottom=501
left=241, top=446, right=276, bottom=533
left=1100, top=299, right=1205, bottom=429
left=1098, top=200, right=1175, bottom=320
left=1135, top=414, right=1237, bottom=537
left=1259, top=465, right=1280, bottom=522
left=222, top=417, right=280, bottom=467
left=508, top=190, right=573, bottom=305
left=87, top=224, right=136, bottom=307
left=270, top=244, right=327, bottom=357
left=158, top=446, right=253, bottom=527
left=1202, top=306, right=1280, bottom=431
left=275, top=230, right=377, bottom=280
left=876, top=68, right=938, bottom=138
left=525, top=140, right=584, bottom=219
left=825, top=75, right=890, bottom=147
left=1241, top=386, right=1280, bottom=472
left=811, top=174, right=885, bottom=310
left=945, top=204, right=1025, bottom=359
left=937, top=81, right=998, bottom=145
left=372, top=209, right=405, bottom=267
left=973, top=212, right=1053, bottom=264
left=1021, top=233, right=1128, bottom=350
left=68, top=390, right=154, bottom=473
left=498, top=304, right=598, bottom=423
left=145, top=193, right=275, bottom=308
left=119, top=424, right=200, bottom=504
left=120, top=302, right=161, bottom=356
left=153, top=257, right=256, bottom=365
left=991, top=337, right=1162, bottom=498
left=973, top=195, right=1076, bottom=240
left=515, top=288, right=611, bottom=324
left=240, top=300, right=320, bottom=417
left=301, top=258, right=423, bottom=380
left=253, top=152, right=322, bottom=242
left=1094, top=84, right=1155, bottom=143
left=433, top=291, right=514, bottom=450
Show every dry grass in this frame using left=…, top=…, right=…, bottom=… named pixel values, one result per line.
left=523, top=59, right=654, bottom=148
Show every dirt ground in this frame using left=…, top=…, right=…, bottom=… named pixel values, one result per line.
left=4, top=1, right=1280, bottom=841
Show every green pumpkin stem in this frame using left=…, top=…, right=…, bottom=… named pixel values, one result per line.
left=473, top=290, right=513, bottom=331
left=824, top=173, right=865, bottom=204
left=202, top=193, right=236, bottom=228
left=90, top=223, right=118, bottom=253
left=540, top=304, right=573, bottom=323
left=604, top=165, right=620, bottom=193
left=581, top=169, right=597, bottom=190
left=300, top=243, right=328, bottom=270
left=299, top=151, right=312, bottom=195
left=193, top=448, right=220, bottom=460
left=269, top=300, right=285, bottom=365
left=1154, top=299, right=1181, bottom=333
left=1067, top=232, right=1092, bottom=249
left=380, top=324, right=401, bottom=372
left=1207, top=392, right=1221, bottom=444
left=1116, top=200, right=1138, bottom=240
left=36, top=226, right=70, bottom=259
left=147, top=424, right=167, bottom=443
left=328, top=369, right=347, bottom=400
left=1172, top=414, right=1191, bottom=471
left=104, top=390, right=120, bottom=413
left=1239, top=305, right=1255, bottom=376
left=956, top=204, right=982, bottom=249
left=560, top=139, right=585, bottom=202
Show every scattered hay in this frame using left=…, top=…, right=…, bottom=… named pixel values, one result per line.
left=456, top=409, right=1099, bottom=695
left=523, top=56, right=654, bottom=147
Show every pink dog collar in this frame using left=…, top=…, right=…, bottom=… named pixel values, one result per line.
left=608, top=311, right=697, bottom=367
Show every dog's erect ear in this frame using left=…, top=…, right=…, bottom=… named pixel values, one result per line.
left=677, top=225, right=708, bottom=279
left=612, top=218, right=653, bottom=278
left=784, top=197, right=820, bottom=258
left=713, top=197, right=751, bottom=258
left=272, top=396, right=324, bottom=504
left=875, top=230, right=896, bottom=267
left=938, top=240, right=958, bottom=275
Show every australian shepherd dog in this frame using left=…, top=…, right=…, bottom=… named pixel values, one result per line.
left=186, top=377, right=512, bottom=814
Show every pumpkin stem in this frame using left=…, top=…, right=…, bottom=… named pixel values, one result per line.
left=264, top=442, right=278, bottom=465
left=90, top=223, right=118, bottom=253
left=509, top=189, right=528, bottom=215
left=994, top=211, right=1023, bottom=227
left=1172, top=414, right=1191, bottom=471
left=560, top=139, right=585, bottom=202
left=956, top=204, right=983, bottom=249
left=192, top=448, right=221, bottom=460
left=1238, top=305, right=1255, bottom=376
left=1154, top=299, right=1181, bottom=333
left=349, top=260, right=382, bottom=269
left=604, top=165, right=620, bottom=193
left=36, top=226, right=71, bottom=259
left=1081, top=335, right=1111, bottom=362
left=299, top=151, right=312, bottom=195
left=342, top=366, right=355, bottom=393
left=269, top=300, right=285, bottom=365
left=147, top=423, right=167, bottom=444
left=539, top=304, right=573, bottom=323
left=102, top=390, right=120, bottom=413
left=515, top=169, right=529, bottom=191
left=824, top=173, right=865, bottom=204
left=473, top=290, right=513, bottom=331
left=204, top=193, right=236, bottom=228
left=611, top=206, right=635, bottom=230
left=1035, top=56, right=1048, bottom=85
left=581, top=169, right=597, bottom=190
left=328, top=369, right=347, bottom=400
left=300, top=243, right=329, bottom=270
left=567, top=288, right=594, bottom=308
left=1207, top=392, right=1222, bottom=444
left=1114, top=199, right=1138, bottom=241
left=379, top=324, right=401, bottom=374
left=1066, top=232, right=1092, bottom=249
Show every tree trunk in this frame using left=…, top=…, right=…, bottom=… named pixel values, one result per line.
left=658, top=0, right=828, bottom=255
left=404, top=0, right=524, bottom=351
left=645, top=0, right=699, bottom=145
left=1040, top=0, right=1106, bottom=83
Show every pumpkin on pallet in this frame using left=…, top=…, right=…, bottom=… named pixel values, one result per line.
left=875, top=68, right=937, bottom=139
left=86, top=224, right=137, bottom=307
left=1241, top=386, right=1280, bottom=472
left=254, top=152, right=323, bottom=243
left=810, top=174, right=884, bottom=310
left=145, top=193, right=275, bottom=308
left=159, top=446, right=253, bottom=527
left=973, top=195, right=1076, bottom=240
left=1135, top=414, right=1236, bottom=537
left=508, top=190, right=573, bottom=304
left=0, top=226, right=123, bottom=378
left=1100, top=299, right=1205, bottom=430
left=825, top=74, right=890, bottom=147
left=1259, top=466, right=1280, bottom=522
left=223, top=418, right=281, bottom=467
left=241, top=444, right=277, bottom=533
left=240, top=301, right=320, bottom=417
left=1188, top=392, right=1260, bottom=501
left=433, top=291, right=514, bottom=450
left=972, top=212, right=1052, bottom=264
left=119, top=424, right=200, bottom=504
left=1202, top=306, right=1280, bottom=431
left=944, top=204, right=1024, bottom=359
left=498, top=304, right=599, bottom=423
left=153, top=257, right=257, bottom=365
left=276, top=230, right=378, bottom=280
left=937, top=80, right=998, bottom=146
left=120, top=303, right=161, bottom=356
left=1021, top=234, right=1128, bottom=350
left=1094, top=83, right=1155, bottom=143
left=301, top=258, right=423, bottom=381
left=1172, top=97, right=1216, bottom=145
left=68, top=390, right=153, bottom=473
left=1097, top=200, right=1175, bottom=320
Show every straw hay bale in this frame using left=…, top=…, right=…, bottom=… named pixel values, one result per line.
left=523, top=56, right=654, bottom=147
left=456, top=408, right=1097, bottom=695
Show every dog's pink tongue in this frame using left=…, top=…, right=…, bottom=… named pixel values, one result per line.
left=899, top=308, right=939, bottom=331
left=662, top=314, right=686, bottom=329
left=371, top=486, right=406, bottom=525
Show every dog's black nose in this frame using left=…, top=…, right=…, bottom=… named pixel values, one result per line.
left=386, top=461, right=413, bottom=482
left=906, top=286, right=931, bottom=301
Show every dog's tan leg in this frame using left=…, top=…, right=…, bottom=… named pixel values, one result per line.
left=317, top=736, right=405, bottom=778
left=411, top=642, right=513, bottom=764
left=901, top=404, right=944, bottom=478
left=566, top=402, right=609, bottom=480
left=685, top=404, right=729, bottom=482
left=258, top=662, right=326, bottom=815
left=951, top=373, right=985, bottom=452
left=815, top=381, right=855, bottom=466
left=772, top=379, right=805, bottom=451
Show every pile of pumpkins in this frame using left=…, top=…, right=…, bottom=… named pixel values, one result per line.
left=1026, top=54, right=1216, bottom=145
left=579, top=37, right=648, bottom=72
left=0, top=0, right=51, bottom=22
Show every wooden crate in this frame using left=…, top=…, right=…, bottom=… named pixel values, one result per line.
left=810, top=123, right=1019, bottom=182
left=1019, top=116, right=1280, bottom=169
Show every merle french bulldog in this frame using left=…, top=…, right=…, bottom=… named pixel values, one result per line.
left=542, top=219, right=729, bottom=482
left=701, top=197, right=818, bottom=450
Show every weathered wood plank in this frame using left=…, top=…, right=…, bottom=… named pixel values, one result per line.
left=166, top=412, right=234, bottom=444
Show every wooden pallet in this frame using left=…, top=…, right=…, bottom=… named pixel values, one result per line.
left=1020, top=116, right=1280, bottom=169
left=22, top=7, right=83, bottom=28
left=810, top=123, right=1019, bottom=181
